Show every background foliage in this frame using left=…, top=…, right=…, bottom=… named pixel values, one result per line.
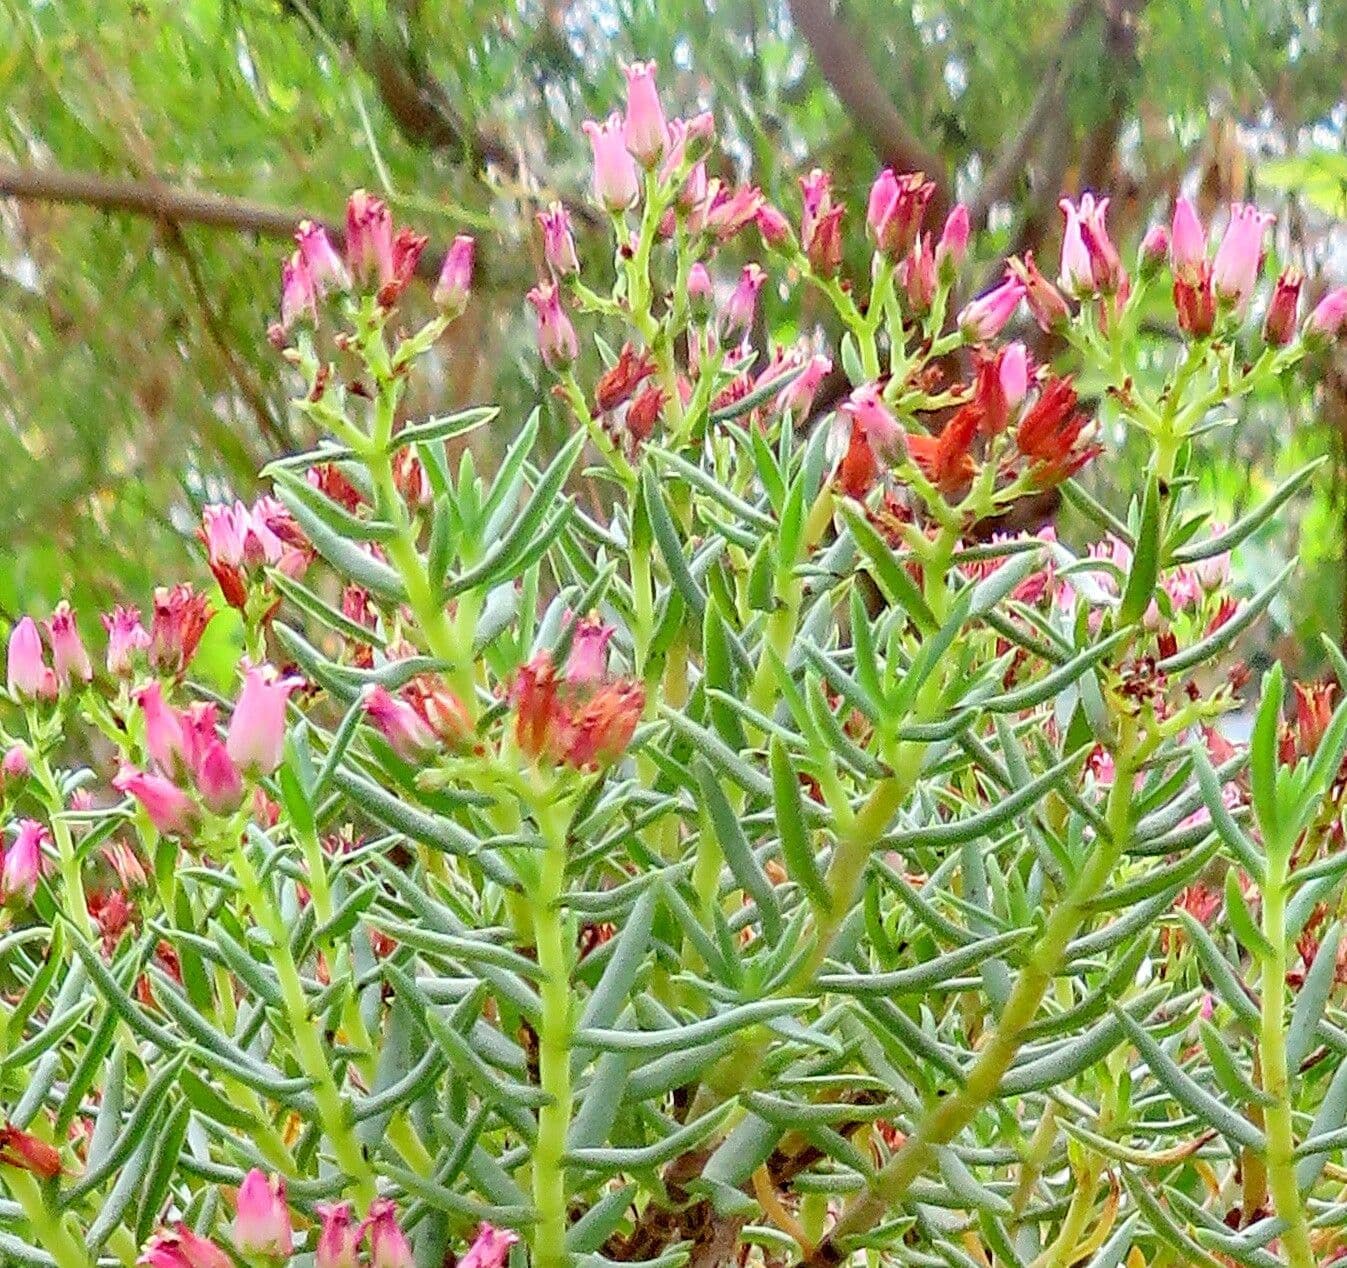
left=1, top=0, right=1346, bottom=655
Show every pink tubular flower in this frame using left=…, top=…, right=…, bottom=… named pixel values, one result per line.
left=2, top=819, right=48, bottom=905
left=226, top=665, right=302, bottom=777
left=458, top=1223, right=520, bottom=1268
left=958, top=278, right=1024, bottom=342
left=433, top=235, right=474, bottom=314
left=138, top=1227, right=233, bottom=1268
left=1263, top=268, right=1302, bottom=347
left=102, top=607, right=151, bottom=678
left=233, top=1169, right=292, bottom=1257
left=280, top=252, right=317, bottom=331
left=526, top=283, right=579, bottom=370
left=364, top=1199, right=415, bottom=1268
left=114, top=767, right=198, bottom=837
left=1308, top=287, right=1347, bottom=341
left=315, top=1202, right=362, bottom=1268
left=537, top=203, right=579, bottom=276
left=999, top=342, right=1030, bottom=414
left=841, top=383, right=905, bottom=462
left=363, top=685, right=438, bottom=760
left=866, top=169, right=933, bottom=259
left=345, top=189, right=395, bottom=288
left=1006, top=253, right=1070, bottom=332
left=582, top=114, right=640, bottom=211
left=1059, top=194, right=1123, bottom=295
left=135, top=682, right=189, bottom=776
left=567, top=614, right=615, bottom=685
left=1139, top=224, right=1169, bottom=273
left=936, top=203, right=970, bottom=276
left=1212, top=203, right=1273, bottom=308
left=149, top=585, right=214, bottom=675
left=623, top=61, right=669, bottom=166
left=722, top=263, right=766, bottom=339
left=1170, top=197, right=1206, bottom=278
left=7, top=617, right=49, bottom=699
left=194, top=741, right=244, bottom=816
left=295, top=220, right=349, bottom=294
left=702, top=184, right=765, bottom=241
left=46, top=602, right=92, bottom=688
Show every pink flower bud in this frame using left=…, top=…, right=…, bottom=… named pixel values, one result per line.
left=936, top=203, right=970, bottom=274
left=799, top=169, right=843, bottom=277
left=722, top=263, right=766, bottom=339
left=295, top=220, right=349, bottom=294
left=582, top=114, right=640, bottom=211
left=756, top=204, right=792, bottom=249
left=841, top=383, right=905, bottom=462
left=1174, top=267, right=1216, bottom=338
left=135, top=683, right=189, bottom=776
left=958, top=278, right=1024, bottom=342
left=315, top=1202, right=361, bottom=1268
left=1139, top=224, right=1169, bottom=272
left=138, top=1226, right=233, bottom=1268
left=537, top=203, right=579, bottom=277
left=226, top=665, right=302, bottom=777
left=1059, top=194, right=1123, bottom=295
left=280, top=251, right=318, bottom=331
left=101, top=607, right=151, bottom=678
left=1170, top=197, right=1206, bottom=278
left=45, top=602, right=92, bottom=688
left=113, top=767, right=198, bottom=837
left=364, top=1199, right=414, bottom=1268
left=1, top=747, right=29, bottom=784
left=1212, top=203, right=1273, bottom=308
left=999, top=342, right=1030, bottom=412
left=526, top=283, right=579, bottom=370
left=459, top=1223, right=520, bottom=1268
left=1308, top=286, right=1347, bottom=340
left=2, top=819, right=48, bottom=905
left=687, top=263, right=713, bottom=322
left=194, top=741, right=244, bottom=816
left=433, top=236, right=474, bottom=314
left=622, top=61, right=669, bottom=166
left=233, top=1169, right=292, bottom=1258
left=1263, top=267, right=1302, bottom=347
left=345, top=189, right=394, bottom=288
left=866, top=168, right=933, bottom=258
left=363, top=685, right=438, bottom=760
left=7, top=617, right=48, bottom=699
left=1057, top=198, right=1093, bottom=295
left=566, top=614, right=614, bottom=686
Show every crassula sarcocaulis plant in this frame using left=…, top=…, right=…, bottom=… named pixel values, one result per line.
left=6, top=60, right=1347, bottom=1268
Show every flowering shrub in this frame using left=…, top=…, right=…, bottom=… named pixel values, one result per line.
left=5, top=61, right=1347, bottom=1268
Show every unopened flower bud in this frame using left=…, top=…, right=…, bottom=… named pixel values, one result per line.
left=433, top=235, right=474, bottom=314
left=722, top=263, right=766, bottom=339
left=1263, top=267, right=1302, bottom=347
left=1139, top=224, right=1169, bottom=276
left=687, top=263, right=713, bottom=323
left=935, top=203, right=970, bottom=278
left=622, top=61, right=669, bottom=166
left=958, top=278, right=1024, bottom=342
left=233, top=1170, right=293, bottom=1258
left=1, top=819, right=48, bottom=906
left=295, top=220, right=349, bottom=294
left=1307, top=286, right=1347, bottom=342
left=537, top=203, right=579, bottom=277
left=7, top=617, right=48, bottom=700
left=527, top=283, right=579, bottom=370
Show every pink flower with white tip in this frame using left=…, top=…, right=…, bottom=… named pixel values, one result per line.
left=622, top=61, right=669, bottom=166
left=233, top=1169, right=292, bottom=1258
left=226, top=665, right=303, bottom=777
left=582, top=114, right=640, bottom=211
left=433, top=235, right=474, bottom=314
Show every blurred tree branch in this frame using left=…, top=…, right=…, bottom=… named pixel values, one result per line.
left=0, top=164, right=446, bottom=280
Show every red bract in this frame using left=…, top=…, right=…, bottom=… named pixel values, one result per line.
left=1013, top=376, right=1097, bottom=484
left=595, top=343, right=657, bottom=413
left=149, top=585, right=213, bottom=675
left=0, top=1122, right=62, bottom=1180
left=907, top=408, right=978, bottom=496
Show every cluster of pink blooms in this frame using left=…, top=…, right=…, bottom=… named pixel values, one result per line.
left=138, top=1171, right=517, bottom=1268
left=275, top=192, right=474, bottom=339
left=199, top=496, right=310, bottom=610
left=113, top=664, right=301, bottom=834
